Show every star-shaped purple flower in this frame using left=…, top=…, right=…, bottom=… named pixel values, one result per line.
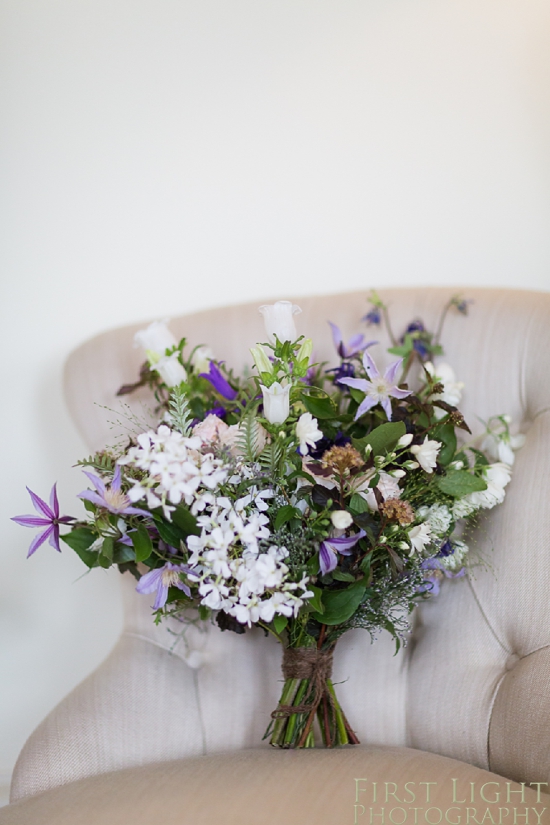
left=78, top=464, right=149, bottom=516
left=328, top=322, right=376, bottom=360
left=339, top=351, right=411, bottom=421
left=136, top=562, right=193, bottom=609
left=12, top=484, right=74, bottom=557
left=319, top=529, right=366, bottom=575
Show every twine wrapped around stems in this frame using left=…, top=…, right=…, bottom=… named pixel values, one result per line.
left=271, top=647, right=334, bottom=718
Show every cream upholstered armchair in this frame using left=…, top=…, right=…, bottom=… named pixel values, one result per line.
left=3, top=287, right=550, bottom=825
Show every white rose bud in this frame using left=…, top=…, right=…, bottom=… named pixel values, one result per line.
left=134, top=320, right=177, bottom=359
left=330, top=510, right=353, bottom=530
left=259, top=301, right=301, bottom=344
left=397, top=433, right=414, bottom=447
left=260, top=382, right=291, bottom=424
left=153, top=354, right=187, bottom=387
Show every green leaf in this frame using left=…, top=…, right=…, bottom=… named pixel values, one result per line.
left=113, top=543, right=136, bottom=564
left=61, top=527, right=98, bottom=568
left=352, top=421, right=406, bottom=457
left=274, top=505, right=301, bottom=531
left=307, top=585, right=324, bottom=614
left=432, top=422, right=457, bottom=466
left=332, top=570, right=356, bottom=583
left=312, top=582, right=366, bottom=625
left=131, top=524, right=154, bottom=562
left=153, top=516, right=185, bottom=549
left=172, top=505, right=200, bottom=536
left=82, top=499, right=96, bottom=513
left=436, top=470, right=487, bottom=498
left=349, top=493, right=369, bottom=514
left=302, top=394, right=337, bottom=419
left=101, top=537, right=114, bottom=561
left=273, top=614, right=288, bottom=635
left=349, top=388, right=364, bottom=405
left=305, top=553, right=320, bottom=575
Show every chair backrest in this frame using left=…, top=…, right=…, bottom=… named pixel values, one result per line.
left=64, top=287, right=550, bottom=784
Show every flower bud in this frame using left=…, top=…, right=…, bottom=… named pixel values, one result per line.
left=397, top=433, right=414, bottom=447
left=330, top=510, right=353, bottom=530
left=190, top=346, right=214, bottom=374
left=390, top=469, right=406, bottom=479
left=250, top=345, right=273, bottom=376
left=259, top=301, right=301, bottom=344
left=134, top=320, right=177, bottom=358
left=153, top=355, right=187, bottom=387
left=296, top=337, right=313, bottom=362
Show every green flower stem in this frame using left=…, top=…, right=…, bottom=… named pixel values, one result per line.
left=327, top=679, right=349, bottom=745
left=283, top=679, right=309, bottom=746
left=270, top=678, right=300, bottom=746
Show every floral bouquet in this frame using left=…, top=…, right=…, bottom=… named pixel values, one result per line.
left=13, top=294, right=522, bottom=749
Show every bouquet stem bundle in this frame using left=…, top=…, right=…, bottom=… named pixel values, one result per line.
left=268, top=635, right=359, bottom=748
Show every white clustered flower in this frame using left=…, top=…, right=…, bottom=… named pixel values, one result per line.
left=416, top=503, right=452, bottom=536
left=452, top=462, right=512, bottom=519
left=296, top=413, right=323, bottom=456
left=423, top=362, right=464, bottom=419
left=439, top=539, right=469, bottom=572
left=118, top=425, right=228, bottom=517
left=410, top=437, right=441, bottom=474
left=407, top=522, right=432, bottom=556
left=480, top=415, right=525, bottom=466
left=187, top=495, right=313, bottom=626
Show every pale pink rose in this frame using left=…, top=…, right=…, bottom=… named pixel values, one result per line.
left=193, top=414, right=229, bottom=444
left=353, top=470, right=402, bottom=511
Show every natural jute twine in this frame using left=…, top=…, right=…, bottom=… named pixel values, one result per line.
left=271, top=646, right=334, bottom=719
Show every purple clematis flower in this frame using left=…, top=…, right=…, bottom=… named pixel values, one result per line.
left=419, top=557, right=465, bottom=596
left=339, top=352, right=412, bottom=421
left=199, top=361, right=238, bottom=401
left=12, top=484, right=74, bottom=557
left=136, top=562, right=193, bottom=609
left=319, top=529, right=366, bottom=575
left=328, top=322, right=376, bottom=360
left=78, top=464, right=149, bottom=516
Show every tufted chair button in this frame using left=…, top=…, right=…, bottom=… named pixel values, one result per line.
left=505, top=653, right=521, bottom=671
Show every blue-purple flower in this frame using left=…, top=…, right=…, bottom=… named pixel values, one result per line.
left=328, top=322, right=376, bottom=360
left=339, top=352, right=411, bottom=421
left=12, top=484, right=74, bottom=557
left=199, top=362, right=238, bottom=400
left=136, top=562, right=193, bottom=609
left=78, top=465, right=149, bottom=516
left=319, top=529, right=366, bottom=575
left=362, top=307, right=381, bottom=326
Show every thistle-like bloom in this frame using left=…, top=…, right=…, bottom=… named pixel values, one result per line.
left=328, top=322, right=376, bottom=360
left=259, top=301, right=301, bottom=344
left=339, top=352, right=411, bottom=421
left=78, top=465, right=150, bottom=516
left=12, top=484, right=74, bottom=557
left=260, top=381, right=291, bottom=424
left=136, top=562, right=193, bottom=610
left=199, top=362, right=238, bottom=400
left=319, top=530, right=366, bottom=575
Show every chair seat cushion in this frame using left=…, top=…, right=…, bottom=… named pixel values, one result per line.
left=2, top=746, right=548, bottom=825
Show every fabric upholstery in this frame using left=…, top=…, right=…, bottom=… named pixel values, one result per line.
left=4, top=747, right=550, bottom=825
left=10, top=287, right=550, bottom=803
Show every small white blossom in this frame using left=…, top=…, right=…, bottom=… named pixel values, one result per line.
left=190, top=346, right=214, bottom=374
left=259, top=301, right=302, bottom=344
left=407, top=522, right=432, bottom=556
left=410, top=437, right=441, bottom=474
left=439, top=540, right=469, bottom=572
left=452, top=462, right=512, bottom=518
left=416, top=503, right=452, bottom=535
left=134, top=320, right=177, bottom=358
left=153, top=354, right=187, bottom=387
left=397, top=433, right=414, bottom=447
left=296, top=413, right=323, bottom=456
left=424, top=362, right=464, bottom=418
left=481, top=415, right=525, bottom=466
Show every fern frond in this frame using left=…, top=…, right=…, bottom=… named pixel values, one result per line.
left=168, top=386, right=192, bottom=436
left=258, top=439, right=284, bottom=476
left=235, top=409, right=262, bottom=461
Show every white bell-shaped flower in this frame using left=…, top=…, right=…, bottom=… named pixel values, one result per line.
left=260, top=382, right=291, bottom=424
left=259, top=301, right=301, bottom=343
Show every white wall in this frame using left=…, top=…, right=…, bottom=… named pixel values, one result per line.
left=1, top=0, right=550, bottom=795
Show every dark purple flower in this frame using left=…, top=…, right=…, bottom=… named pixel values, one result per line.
left=78, top=465, right=149, bottom=516
left=326, top=361, right=355, bottom=386
left=328, top=322, right=377, bottom=360
left=453, top=298, right=473, bottom=315
left=309, top=431, right=351, bottom=460
left=12, top=484, right=74, bottom=557
left=319, top=529, right=366, bottom=575
left=362, top=307, right=381, bottom=326
left=199, top=362, right=238, bottom=400
left=404, top=320, right=425, bottom=335
left=136, top=562, right=193, bottom=609
left=437, top=539, right=454, bottom=557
